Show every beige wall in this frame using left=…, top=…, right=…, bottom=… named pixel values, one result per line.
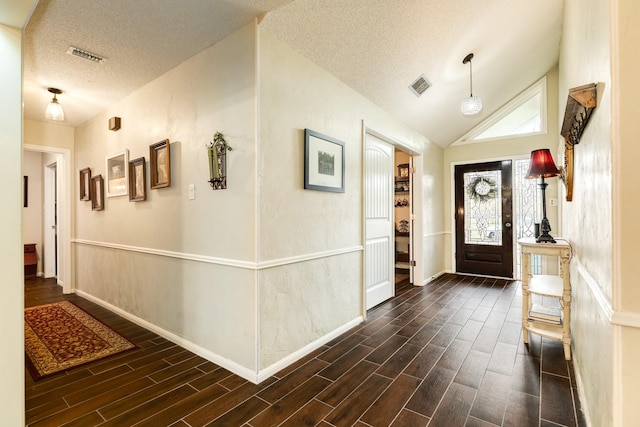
left=613, top=0, right=640, bottom=424
left=73, top=22, right=260, bottom=376
left=0, top=22, right=26, bottom=427
left=69, top=21, right=446, bottom=380
left=443, top=67, right=561, bottom=275
left=559, top=0, right=614, bottom=425
left=256, top=28, right=444, bottom=370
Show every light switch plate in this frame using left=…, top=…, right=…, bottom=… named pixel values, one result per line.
left=188, top=184, right=195, bottom=200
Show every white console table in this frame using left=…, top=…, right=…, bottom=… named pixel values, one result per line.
left=519, top=237, right=572, bottom=360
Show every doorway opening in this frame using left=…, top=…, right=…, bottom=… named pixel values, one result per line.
left=24, top=144, right=72, bottom=294
left=394, top=149, right=413, bottom=288
left=44, top=161, right=58, bottom=278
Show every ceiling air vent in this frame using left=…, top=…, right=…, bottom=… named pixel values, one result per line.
left=66, top=46, right=106, bottom=64
left=409, top=74, right=431, bottom=97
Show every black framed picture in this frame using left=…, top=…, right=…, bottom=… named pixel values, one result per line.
left=304, top=129, right=345, bottom=193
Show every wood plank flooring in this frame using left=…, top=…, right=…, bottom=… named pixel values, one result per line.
left=25, top=274, right=587, bottom=426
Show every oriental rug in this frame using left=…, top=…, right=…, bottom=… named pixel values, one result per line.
left=24, top=301, right=135, bottom=379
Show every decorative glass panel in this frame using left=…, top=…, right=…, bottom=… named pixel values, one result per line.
left=515, top=158, right=542, bottom=277
left=464, top=170, right=502, bottom=246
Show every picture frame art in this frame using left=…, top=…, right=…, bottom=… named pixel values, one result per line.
left=128, top=157, right=146, bottom=202
left=304, top=129, right=345, bottom=193
left=91, top=175, right=104, bottom=211
left=79, top=167, right=91, bottom=201
left=106, top=149, right=129, bottom=197
left=150, top=139, right=171, bottom=189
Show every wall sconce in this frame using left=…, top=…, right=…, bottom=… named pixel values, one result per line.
left=45, top=88, right=65, bottom=121
left=207, top=132, right=232, bottom=190
left=525, top=149, right=561, bottom=243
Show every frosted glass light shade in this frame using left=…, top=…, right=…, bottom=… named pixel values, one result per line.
left=45, top=98, right=65, bottom=121
left=461, top=96, right=483, bottom=115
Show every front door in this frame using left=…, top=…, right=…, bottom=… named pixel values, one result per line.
left=364, top=133, right=394, bottom=310
left=455, top=161, right=513, bottom=278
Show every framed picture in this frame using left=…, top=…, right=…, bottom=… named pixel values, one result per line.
left=91, top=175, right=104, bottom=211
left=106, top=149, right=129, bottom=197
left=150, top=139, right=171, bottom=189
left=79, top=167, right=91, bottom=201
left=128, top=157, right=146, bottom=202
left=304, top=129, right=345, bottom=193
left=397, top=163, right=409, bottom=178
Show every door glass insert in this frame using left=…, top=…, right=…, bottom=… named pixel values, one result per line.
left=515, top=158, right=542, bottom=278
left=463, top=170, right=502, bottom=246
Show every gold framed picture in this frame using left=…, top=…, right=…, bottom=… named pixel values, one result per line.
left=128, top=157, right=146, bottom=202
left=91, top=175, right=104, bottom=211
left=79, top=167, right=91, bottom=201
left=150, top=139, right=170, bottom=189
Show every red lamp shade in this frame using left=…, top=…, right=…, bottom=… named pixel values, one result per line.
left=525, top=149, right=560, bottom=179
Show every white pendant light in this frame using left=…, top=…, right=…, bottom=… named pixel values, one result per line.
left=45, top=88, right=65, bottom=121
left=461, top=53, right=482, bottom=116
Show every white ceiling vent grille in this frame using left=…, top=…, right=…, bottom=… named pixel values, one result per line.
left=409, top=74, right=431, bottom=97
left=66, top=46, right=106, bottom=64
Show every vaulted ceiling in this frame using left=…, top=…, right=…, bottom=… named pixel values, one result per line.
left=19, top=0, right=563, bottom=147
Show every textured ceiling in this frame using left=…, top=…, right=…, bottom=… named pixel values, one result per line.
left=22, top=0, right=563, bottom=147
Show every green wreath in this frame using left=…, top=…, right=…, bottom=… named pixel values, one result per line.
left=467, top=176, right=496, bottom=202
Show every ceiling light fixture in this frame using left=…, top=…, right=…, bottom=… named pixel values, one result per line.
left=45, top=88, right=65, bottom=121
left=461, top=53, right=482, bottom=116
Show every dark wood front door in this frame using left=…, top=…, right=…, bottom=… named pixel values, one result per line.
left=455, top=161, right=513, bottom=278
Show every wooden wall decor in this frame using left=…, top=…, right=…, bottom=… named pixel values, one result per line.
left=560, top=83, right=597, bottom=201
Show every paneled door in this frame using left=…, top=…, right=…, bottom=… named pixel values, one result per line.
left=364, top=133, right=394, bottom=310
left=455, top=161, right=513, bottom=278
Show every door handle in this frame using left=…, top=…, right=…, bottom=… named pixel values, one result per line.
left=505, top=222, right=512, bottom=228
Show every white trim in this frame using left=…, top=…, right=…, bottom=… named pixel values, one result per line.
left=452, top=76, right=548, bottom=145
left=76, top=289, right=259, bottom=383
left=76, top=288, right=363, bottom=384
left=256, top=316, right=364, bottom=383
left=72, top=238, right=362, bottom=270
left=423, top=231, right=446, bottom=239
left=574, top=257, right=640, bottom=328
left=570, top=350, right=593, bottom=427
left=257, top=246, right=363, bottom=269
left=575, top=259, right=614, bottom=321
left=611, top=311, right=640, bottom=328
left=422, top=271, right=446, bottom=285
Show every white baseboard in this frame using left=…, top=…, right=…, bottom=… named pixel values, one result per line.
left=75, top=289, right=259, bottom=383
left=422, top=270, right=446, bottom=285
left=256, top=316, right=364, bottom=383
left=75, top=289, right=364, bottom=384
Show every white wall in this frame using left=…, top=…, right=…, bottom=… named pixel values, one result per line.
left=0, top=21, right=25, bottom=427
left=23, top=150, right=43, bottom=274
left=256, top=27, right=443, bottom=371
left=559, top=0, right=613, bottom=425
left=612, top=0, right=640, bottom=424
left=443, top=67, right=561, bottom=275
left=58, top=19, right=447, bottom=382
left=73, top=22, right=260, bottom=376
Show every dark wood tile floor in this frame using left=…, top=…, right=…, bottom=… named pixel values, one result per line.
left=25, top=274, right=586, bottom=426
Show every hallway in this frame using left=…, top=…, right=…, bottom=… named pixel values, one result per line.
left=25, top=274, right=585, bottom=426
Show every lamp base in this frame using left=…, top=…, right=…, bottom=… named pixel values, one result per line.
left=536, top=216, right=556, bottom=243
left=536, top=233, right=557, bottom=244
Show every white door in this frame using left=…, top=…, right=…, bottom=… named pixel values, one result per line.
left=364, top=133, right=394, bottom=310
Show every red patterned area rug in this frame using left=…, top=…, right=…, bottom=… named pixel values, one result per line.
left=24, top=301, right=135, bottom=380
